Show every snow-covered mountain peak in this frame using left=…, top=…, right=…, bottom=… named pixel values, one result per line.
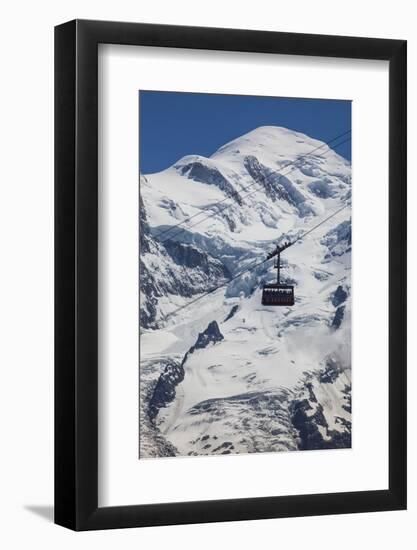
left=212, top=125, right=345, bottom=166
left=213, top=125, right=317, bottom=155
left=141, top=125, right=350, bottom=251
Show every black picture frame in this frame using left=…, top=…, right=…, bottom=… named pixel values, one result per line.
left=55, top=19, right=407, bottom=531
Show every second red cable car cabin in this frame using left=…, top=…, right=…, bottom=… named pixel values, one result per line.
left=262, top=242, right=295, bottom=306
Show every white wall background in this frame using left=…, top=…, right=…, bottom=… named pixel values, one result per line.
left=0, top=1, right=414, bottom=548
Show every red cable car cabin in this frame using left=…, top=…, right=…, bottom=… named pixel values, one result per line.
left=262, top=283, right=294, bottom=306
left=262, top=242, right=295, bottom=306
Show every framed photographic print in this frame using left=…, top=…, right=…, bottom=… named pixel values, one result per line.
left=55, top=20, right=407, bottom=530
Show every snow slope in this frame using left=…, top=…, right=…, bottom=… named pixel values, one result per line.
left=139, top=126, right=351, bottom=458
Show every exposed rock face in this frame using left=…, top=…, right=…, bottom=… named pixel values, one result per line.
left=148, top=321, right=224, bottom=421
left=139, top=191, right=151, bottom=254
left=164, top=240, right=231, bottom=279
left=291, top=397, right=351, bottom=450
left=139, top=188, right=158, bottom=328
left=322, top=220, right=351, bottom=259
left=243, top=155, right=284, bottom=202
left=308, top=177, right=339, bottom=199
left=332, top=305, right=346, bottom=329
left=243, top=155, right=315, bottom=217
left=319, top=358, right=343, bottom=383
left=290, top=362, right=351, bottom=450
left=139, top=357, right=179, bottom=457
left=189, top=321, right=224, bottom=353
left=331, top=284, right=348, bottom=307
left=139, top=197, right=230, bottom=329
left=177, top=160, right=242, bottom=204
left=148, top=359, right=185, bottom=420
left=224, top=304, right=239, bottom=322
left=139, top=263, right=158, bottom=330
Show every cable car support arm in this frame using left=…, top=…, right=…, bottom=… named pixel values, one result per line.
left=266, top=241, right=293, bottom=284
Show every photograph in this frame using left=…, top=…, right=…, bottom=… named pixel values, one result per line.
left=0, top=2, right=408, bottom=542
left=139, top=91, right=352, bottom=459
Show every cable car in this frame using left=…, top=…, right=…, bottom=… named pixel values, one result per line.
left=262, top=241, right=295, bottom=306
left=262, top=283, right=294, bottom=306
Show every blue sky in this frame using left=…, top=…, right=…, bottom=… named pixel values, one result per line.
left=139, top=91, right=351, bottom=174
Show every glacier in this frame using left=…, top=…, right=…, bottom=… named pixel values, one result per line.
left=139, top=125, right=351, bottom=458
